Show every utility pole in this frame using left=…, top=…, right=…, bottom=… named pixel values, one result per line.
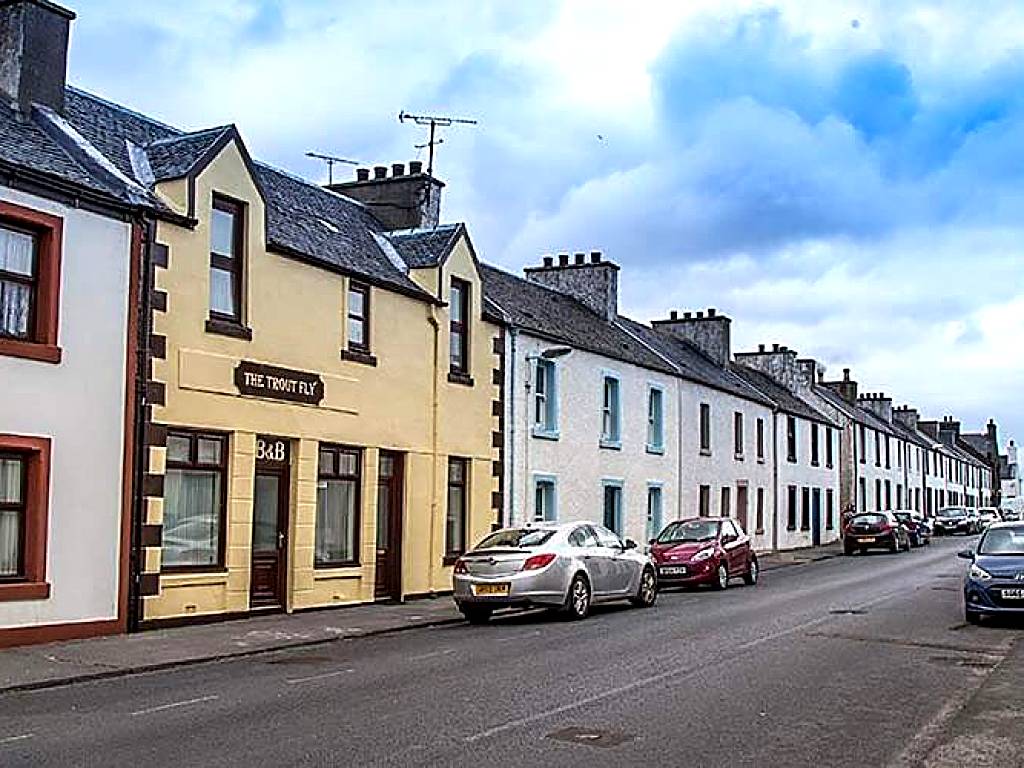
left=397, top=111, right=478, bottom=177
left=305, top=151, right=359, bottom=186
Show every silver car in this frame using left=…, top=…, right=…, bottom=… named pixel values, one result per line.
left=452, top=522, right=657, bottom=624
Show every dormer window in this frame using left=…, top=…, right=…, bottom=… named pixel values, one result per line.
left=208, top=196, right=244, bottom=325
left=347, top=282, right=370, bottom=353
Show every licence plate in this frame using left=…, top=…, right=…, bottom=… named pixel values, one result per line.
left=1000, top=589, right=1024, bottom=600
left=472, top=583, right=510, bottom=596
left=858, top=537, right=876, bottom=543
left=660, top=566, right=687, bottom=575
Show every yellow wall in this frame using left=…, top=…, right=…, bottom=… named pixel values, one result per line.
left=142, top=140, right=499, bottom=622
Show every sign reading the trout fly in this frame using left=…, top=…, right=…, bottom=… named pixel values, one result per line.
left=233, top=360, right=324, bottom=405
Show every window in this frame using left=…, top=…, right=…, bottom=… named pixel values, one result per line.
left=346, top=281, right=370, bottom=353
left=163, top=431, right=228, bottom=570
left=859, top=425, right=866, bottom=464
left=209, top=196, right=244, bottom=324
left=445, top=458, right=468, bottom=560
left=0, top=435, right=50, bottom=599
left=897, top=484, right=903, bottom=509
left=826, top=489, right=834, bottom=530
left=859, top=478, right=867, bottom=511
left=699, top=485, right=711, bottom=517
left=533, top=359, right=558, bottom=436
left=0, top=203, right=62, bottom=363
left=568, top=525, right=598, bottom=548
left=787, top=486, right=798, bottom=530
left=825, top=427, right=834, bottom=468
left=885, top=480, right=892, bottom=509
left=449, top=278, right=470, bottom=377
left=810, top=424, right=820, bottom=466
left=755, top=488, right=765, bottom=533
left=756, top=418, right=765, bottom=462
left=646, top=485, right=663, bottom=542
left=646, top=386, right=664, bottom=453
left=801, top=487, right=811, bottom=531
left=787, top=416, right=797, bottom=463
left=885, top=436, right=890, bottom=469
left=875, top=479, right=882, bottom=511
left=601, top=375, right=621, bottom=448
left=315, top=445, right=362, bottom=567
left=875, top=431, right=881, bottom=467
left=699, top=403, right=711, bottom=454
left=734, top=412, right=744, bottom=458
left=534, top=476, right=557, bottom=522
left=721, top=486, right=731, bottom=517
left=736, top=484, right=749, bottom=531
left=602, top=482, right=623, bottom=534
left=896, top=440, right=901, bottom=469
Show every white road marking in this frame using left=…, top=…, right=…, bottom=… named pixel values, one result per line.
left=129, top=695, right=219, bottom=717
left=285, top=669, right=354, bottom=685
left=408, top=649, right=456, bottom=661
left=0, top=733, right=34, bottom=746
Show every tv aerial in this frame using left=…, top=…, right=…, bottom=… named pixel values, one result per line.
left=398, top=111, right=478, bottom=176
left=305, top=151, right=359, bottom=185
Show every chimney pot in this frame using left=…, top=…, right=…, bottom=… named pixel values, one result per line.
left=590, top=251, right=601, bottom=264
left=843, top=368, right=850, bottom=381
left=542, top=255, right=554, bottom=268
left=772, top=343, right=780, bottom=352
left=758, top=343, right=765, bottom=352
left=708, top=308, right=716, bottom=317
left=574, top=252, right=585, bottom=265
left=558, top=253, right=569, bottom=266
left=373, top=165, right=387, bottom=179
left=409, top=160, right=423, bottom=174
left=696, top=311, right=704, bottom=319
left=669, top=310, right=678, bottom=320
left=391, top=163, right=405, bottom=177
left=356, top=168, right=370, bottom=181
left=683, top=312, right=691, bottom=319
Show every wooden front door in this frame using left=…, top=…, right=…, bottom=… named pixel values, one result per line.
left=736, top=484, right=749, bottom=533
left=374, top=452, right=403, bottom=601
left=250, top=436, right=290, bottom=609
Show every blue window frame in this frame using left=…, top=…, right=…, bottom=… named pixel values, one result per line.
left=600, top=372, right=621, bottom=449
left=533, top=474, right=558, bottom=522
left=602, top=479, right=624, bottom=535
left=532, top=359, right=559, bottom=439
left=646, top=483, right=663, bottom=542
left=646, top=384, right=664, bottom=454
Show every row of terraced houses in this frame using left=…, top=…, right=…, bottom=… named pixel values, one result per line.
left=0, top=0, right=1005, bottom=646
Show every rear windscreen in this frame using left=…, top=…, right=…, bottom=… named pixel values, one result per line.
left=475, top=529, right=555, bottom=549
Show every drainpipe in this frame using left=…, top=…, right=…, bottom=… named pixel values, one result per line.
left=427, top=307, right=440, bottom=596
left=771, top=409, right=779, bottom=552
left=676, top=380, right=684, bottom=519
left=507, top=328, right=517, bottom=527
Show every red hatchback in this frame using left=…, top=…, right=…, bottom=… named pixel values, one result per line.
left=650, top=517, right=758, bottom=590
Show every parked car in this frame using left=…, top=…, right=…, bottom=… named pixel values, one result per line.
left=958, top=522, right=1024, bottom=624
left=932, top=507, right=978, bottom=536
left=649, top=517, right=758, bottom=590
left=843, top=512, right=911, bottom=554
left=1002, top=508, right=1022, bottom=522
left=894, top=511, right=931, bottom=547
left=452, top=522, right=657, bottom=624
left=977, top=507, right=1002, bottom=529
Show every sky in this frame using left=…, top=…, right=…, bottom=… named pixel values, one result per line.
left=68, top=0, right=1024, bottom=446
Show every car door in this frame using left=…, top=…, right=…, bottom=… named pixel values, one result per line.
left=592, top=525, right=634, bottom=595
left=721, top=520, right=746, bottom=575
left=567, top=525, right=605, bottom=593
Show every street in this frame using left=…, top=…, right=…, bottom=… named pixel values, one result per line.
left=0, top=536, right=1020, bottom=767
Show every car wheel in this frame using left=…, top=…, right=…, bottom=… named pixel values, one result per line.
left=965, top=608, right=982, bottom=625
left=743, top=558, right=759, bottom=586
left=844, top=540, right=855, bottom=556
left=714, top=563, right=729, bottom=590
left=630, top=567, right=657, bottom=608
left=461, top=606, right=492, bottom=625
left=889, top=537, right=899, bottom=554
left=563, top=573, right=591, bottom=620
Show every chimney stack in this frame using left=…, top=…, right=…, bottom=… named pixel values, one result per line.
left=329, top=159, right=445, bottom=231
left=523, top=249, right=620, bottom=321
left=734, top=342, right=802, bottom=392
left=893, top=406, right=920, bottom=431
left=652, top=308, right=732, bottom=367
left=0, top=0, right=75, bottom=114
left=858, top=392, right=894, bottom=423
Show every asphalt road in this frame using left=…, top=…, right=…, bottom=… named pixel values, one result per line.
left=0, top=536, right=1020, bottom=767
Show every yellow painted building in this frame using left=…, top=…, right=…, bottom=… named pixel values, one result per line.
left=118, top=122, right=501, bottom=624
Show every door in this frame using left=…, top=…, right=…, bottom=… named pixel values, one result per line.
left=250, top=436, right=289, bottom=609
left=721, top=519, right=747, bottom=575
left=811, top=488, right=822, bottom=546
left=374, top=452, right=404, bottom=601
left=736, top=484, right=749, bottom=533
left=593, top=525, right=633, bottom=595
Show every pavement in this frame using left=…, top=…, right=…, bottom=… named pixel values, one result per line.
left=0, top=540, right=843, bottom=694
left=0, top=536, right=1021, bottom=767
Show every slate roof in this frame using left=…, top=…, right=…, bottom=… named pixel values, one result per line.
left=889, top=418, right=934, bottom=450
left=730, top=364, right=837, bottom=425
left=387, top=224, right=463, bottom=268
left=960, top=434, right=993, bottom=459
left=145, top=127, right=231, bottom=182
left=479, top=264, right=675, bottom=375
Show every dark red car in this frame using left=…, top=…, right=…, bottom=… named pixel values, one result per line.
left=650, top=517, right=758, bottom=589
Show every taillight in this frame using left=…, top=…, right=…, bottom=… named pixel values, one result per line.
left=453, top=559, right=468, bottom=574
left=522, top=553, right=557, bottom=571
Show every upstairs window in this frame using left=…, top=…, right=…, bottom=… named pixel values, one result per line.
left=825, top=427, right=834, bottom=468
left=756, top=418, right=765, bottom=461
left=533, top=359, right=558, bottom=436
left=811, top=423, right=820, bottom=466
left=346, top=281, right=370, bottom=354
left=0, top=224, right=36, bottom=341
left=734, top=412, right=744, bottom=458
left=699, top=403, right=711, bottom=454
left=874, top=431, right=881, bottom=467
left=859, top=425, right=866, bottom=464
left=601, top=375, right=621, bottom=447
left=786, top=416, right=798, bottom=463
left=209, top=196, right=244, bottom=324
left=449, top=278, right=470, bottom=376
left=646, top=386, right=664, bottom=453
left=885, top=436, right=891, bottom=469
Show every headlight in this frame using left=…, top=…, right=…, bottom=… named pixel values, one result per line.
left=691, top=547, right=716, bottom=562
left=969, top=564, right=992, bottom=581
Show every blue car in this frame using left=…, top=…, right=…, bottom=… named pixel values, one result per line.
left=959, top=522, right=1024, bottom=624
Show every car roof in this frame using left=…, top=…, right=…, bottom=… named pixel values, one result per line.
left=984, top=521, right=1024, bottom=530
left=669, top=517, right=727, bottom=523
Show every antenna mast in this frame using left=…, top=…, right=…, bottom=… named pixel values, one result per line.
left=305, top=151, right=359, bottom=185
left=398, top=111, right=478, bottom=176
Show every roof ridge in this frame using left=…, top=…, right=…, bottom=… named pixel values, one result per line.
left=146, top=125, right=232, bottom=147
left=66, top=85, right=184, bottom=136
left=479, top=262, right=608, bottom=318
left=388, top=223, right=461, bottom=237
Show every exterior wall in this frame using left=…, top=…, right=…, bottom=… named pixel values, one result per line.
left=0, top=186, right=131, bottom=632
left=853, top=425, right=906, bottom=513
left=140, top=142, right=497, bottom=623
left=776, top=416, right=841, bottom=550
left=902, top=442, right=926, bottom=513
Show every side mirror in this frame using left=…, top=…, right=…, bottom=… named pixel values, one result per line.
left=648, top=538, right=657, bottom=546
left=957, top=549, right=974, bottom=560
left=722, top=534, right=737, bottom=544
left=624, top=538, right=638, bottom=550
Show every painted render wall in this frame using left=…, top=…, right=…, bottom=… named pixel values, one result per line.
left=776, top=416, right=842, bottom=550
left=0, top=187, right=129, bottom=629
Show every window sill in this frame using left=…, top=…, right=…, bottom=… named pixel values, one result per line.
left=734, top=453, right=744, bottom=462
left=532, top=427, right=560, bottom=441
left=787, top=526, right=797, bottom=531
left=699, top=449, right=712, bottom=457
left=599, top=439, right=622, bottom=451
left=0, top=338, right=62, bottom=364
left=811, top=461, right=820, bottom=467
left=447, top=371, right=474, bottom=387
left=205, top=318, right=252, bottom=340
left=787, top=458, right=797, bottom=464
left=757, top=457, right=766, bottom=465
left=0, top=581, right=51, bottom=602
left=443, top=555, right=463, bottom=566
left=314, top=562, right=362, bottom=574
left=646, top=444, right=665, bottom=456
left=755, top=529, right=765, bottom=536
left=341, top=348, right=378, bottom=367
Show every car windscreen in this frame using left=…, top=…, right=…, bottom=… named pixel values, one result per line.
left=894, top=513, right=911, bottom=521
left=474, top=528, right=555, bottom=550
left=977, top=527, right=1024, bottom=555
left=656, top=520, right=719, bottom=543
left=851, top=513, right=887, bottom=525
left=938, top=509, right=966, bottom=518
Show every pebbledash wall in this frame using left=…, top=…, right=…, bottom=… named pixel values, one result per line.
left=0, top=186, right=134, bottom=642
left=137, top=138, right=500, bottom=624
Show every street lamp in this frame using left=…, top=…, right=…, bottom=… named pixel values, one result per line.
left=522, top=346, right=573, bottom=525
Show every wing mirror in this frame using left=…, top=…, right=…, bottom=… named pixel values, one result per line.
left=957, top=548, right=974, bottom=560
left=722, top=534, right=738, bottom=544
left=624, top=538, right=638, bottom=550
